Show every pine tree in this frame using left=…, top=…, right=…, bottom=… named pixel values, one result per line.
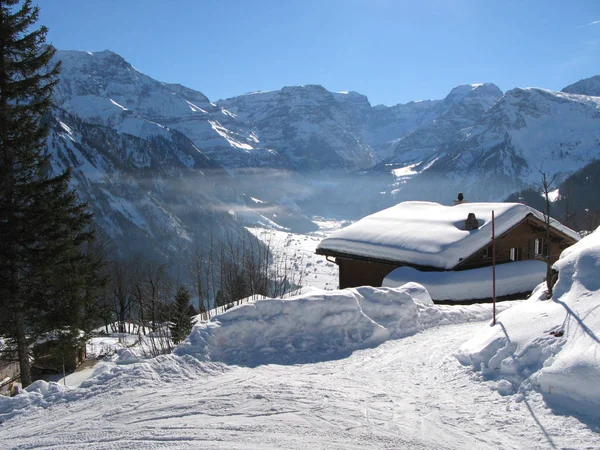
left=0, top=1, right=99, bottom=387
left=169, top=287, right=194, bottom=345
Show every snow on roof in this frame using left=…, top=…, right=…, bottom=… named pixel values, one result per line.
left=317, top=201, right=580, bottom=269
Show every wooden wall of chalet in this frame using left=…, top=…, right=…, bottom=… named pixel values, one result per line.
left=334, top=218, right=577, bottom=289
left=337, top=258, right=398, bottom=289
left=456, top=220, right=575, bottom=270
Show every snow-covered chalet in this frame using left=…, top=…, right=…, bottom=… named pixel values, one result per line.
left=316, top=201, right=580, bottom=301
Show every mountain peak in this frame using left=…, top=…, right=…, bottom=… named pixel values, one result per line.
left=561, top=75, right=600, bottom=97
left=446, top=83, right=502, bottom=100
left=280, top=84, right=329, bottom=94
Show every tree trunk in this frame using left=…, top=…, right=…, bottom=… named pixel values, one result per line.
left=15, top=309, right=32, bottom=387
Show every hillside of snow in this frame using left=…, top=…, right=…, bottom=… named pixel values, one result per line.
left=562, top=74, right=600, bottom=97
left=218, top=85, right=376, bottom=171
left=384, top=83, right=503, bottom=167
left=53, top=50, right=286, bottom=171
left=457, top=226, right=600, bottom=420
left=46, top=107, right=254, bottom=264
left=246, top=220, right=343, bottom=292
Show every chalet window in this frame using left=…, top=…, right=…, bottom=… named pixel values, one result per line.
left=510, top=247, right=521, bottom=261
left=534, top=238, right=547, bottom=257
left=482, top=245, right=492, bottom=258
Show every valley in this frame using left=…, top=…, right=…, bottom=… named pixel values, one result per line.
left=46, top=49, right=600, bottom=275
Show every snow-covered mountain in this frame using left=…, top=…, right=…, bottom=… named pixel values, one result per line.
left=561, top=74, right=600, bottom=97
left=52, top=50, right=288, bottom=171
left=382, top=83, right=503, bottom=166
left=218, top=82, right=504, bottom=167
left=218, top=85, right=376, bottom=171
left=49, top=48, right=600, bottom=243
left=46, top=107, right=246, bottom=264
left=395, top=87, right=600, bottom=204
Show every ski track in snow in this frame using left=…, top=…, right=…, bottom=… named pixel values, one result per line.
left=2, top=321, right=598, bottom=449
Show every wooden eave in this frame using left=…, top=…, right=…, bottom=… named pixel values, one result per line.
left=315, top=247, right=444, bottom=272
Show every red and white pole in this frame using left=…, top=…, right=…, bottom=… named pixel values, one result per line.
left=492, top=210, right=496, bottom=326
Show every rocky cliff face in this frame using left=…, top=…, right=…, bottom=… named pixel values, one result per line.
left=218, top=85, right=376, bottom=171
left=383, top=83, right=503, bottom=167
left=52, top=50, right=288, bottom=172
left=46, top=107, right=244, bottom=264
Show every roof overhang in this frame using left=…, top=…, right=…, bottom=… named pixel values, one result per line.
left=317, top=211, right=580, bottom=271
left=315, top=247, right=444, bottom=271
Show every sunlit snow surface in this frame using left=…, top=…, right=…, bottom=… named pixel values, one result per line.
left=2, top=309, right=598, bottom=448
left=384, top=260, right=546, bottom=301
left=458, top=226, right=600, bottom=420
left=246, top=219, right=343, bottom=291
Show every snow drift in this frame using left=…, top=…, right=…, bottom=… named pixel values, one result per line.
left=0, top=353, right=224, bottom=423
left=174, top=283, right=505, bottom=365
left=383, top=260, right=546, bottom=301
left=457, top=226, right=600, bottom=418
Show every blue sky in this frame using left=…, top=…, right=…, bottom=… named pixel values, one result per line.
left=39, top=0, right=600, bottom=106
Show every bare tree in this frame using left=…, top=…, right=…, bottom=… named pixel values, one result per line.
left=189, top=239, right=210, bottom=320
left=537, top=170, right=557, bottom=297
left=107, top=260, right=135, bottom=333
left=188, top=229, right=307, bottom=319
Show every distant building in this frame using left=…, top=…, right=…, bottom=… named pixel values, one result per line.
left=0, top=358, right=20, bottom=396
left=316, top=201, right=580, bottom=300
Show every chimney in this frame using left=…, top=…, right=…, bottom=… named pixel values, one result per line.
left=454, top=192, right=464, bottom=205
left=465, top=213, right=479, bottom=230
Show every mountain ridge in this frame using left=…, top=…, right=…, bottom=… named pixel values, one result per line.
left=49, top=49, right=600, bottom=253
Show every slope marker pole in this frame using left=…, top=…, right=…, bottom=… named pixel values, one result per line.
left=492, top=210, right=496, bottom=326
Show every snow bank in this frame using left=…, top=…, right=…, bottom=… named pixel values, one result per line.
left=0, top=380, right=75, bottom=423
left=174, top=283, right=506, bottom=366
left=457, top=227, right=600, bottom=418
left=0, top=354, right=225, bottom=423
left=383, top=260, right=546, bottom=301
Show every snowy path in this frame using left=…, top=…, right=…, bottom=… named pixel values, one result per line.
left=2, top=321, right=598, bottom=449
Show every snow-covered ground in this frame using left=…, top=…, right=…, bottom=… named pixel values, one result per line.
left=246, top=218, right=345, bottom=291
left=2, top=277, right=600, bottom=448
left=2, top=224, right=599, bottom=448
left=458, top=226, right=600, bottom=421
left=2, top=319, right=598, bottom=448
